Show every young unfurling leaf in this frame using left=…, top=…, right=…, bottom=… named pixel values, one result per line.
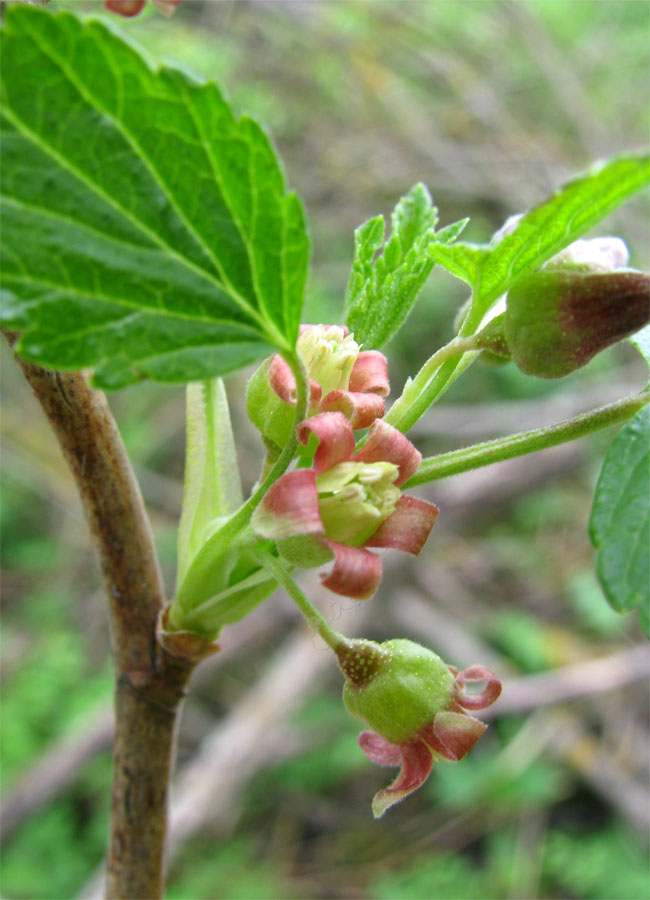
left=344, top=183, right=466, bottom=350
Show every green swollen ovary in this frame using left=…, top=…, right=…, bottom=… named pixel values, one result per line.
left=343, top=639, right=455, bottom=744
left=316, top=461, right=400, bottom=545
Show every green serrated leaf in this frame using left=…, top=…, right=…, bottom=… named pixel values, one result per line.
left=0, top=7, right=309, bottom=387
left=431, top=217, right=469, bottom=246
left=177, top=379, right=243, bottom=585
left=344, top=183, right=440, bottom=349
left=390, top=182, right=438, bottom=254
left=431, top=152, right=650, bottom=324
left=428, top=242, right=487, bottom=287
left=589, top=406, right=650, bottom=633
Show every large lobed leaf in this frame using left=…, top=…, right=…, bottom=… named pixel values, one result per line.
left=430, top=152, right=650, bottom=323
left=0, top=7, right=309, bottom=387
left=589, top=406, right=650, bottom=636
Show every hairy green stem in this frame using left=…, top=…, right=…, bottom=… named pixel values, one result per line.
left=386, top=310, right=484, bottom=433
left=405, top=389, right=650, bottom=487
left=254, top=547, right=345, bottom=650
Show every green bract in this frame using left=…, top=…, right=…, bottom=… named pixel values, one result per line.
left=341, top=639, right=455, bottom=744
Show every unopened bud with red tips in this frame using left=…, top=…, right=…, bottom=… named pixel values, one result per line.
left=503, top=268, right=650, bottom=378
left=474, top=237, right=650, bottom=379
left=335, top=637, right=501, bottom=817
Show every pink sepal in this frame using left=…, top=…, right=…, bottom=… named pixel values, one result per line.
left=358, top=732, right=402, bottom=767
left=364, top=496, right=439, bottom=555
left=454, top=666, right=502, bottom=710
left=104, top=0, right=146, bottom=14
left=320, top=540, right=382, bottom=600
left=320, top=390, right=385, bottom=428
left=251, top=470, right=323, bottom=540
left=268, top=355, right=322, bottom=407
left=297, top=412, right=356, bottom=475
left=421, top=712, right=487, bottom=762
left=349, top=350, right=390, bottom=397
left=354, top=420, right=422, bottom=486
left=371, top=740, right=433, bottom=818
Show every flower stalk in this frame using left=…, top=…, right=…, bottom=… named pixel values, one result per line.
left=253, top=546, right=345, bottom=650
left=406, top=389, right=650, bottom=487
left=385, top=333, right=480, bottom=433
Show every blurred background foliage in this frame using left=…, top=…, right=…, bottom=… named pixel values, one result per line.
left=1, top=1, right=649, bottom=898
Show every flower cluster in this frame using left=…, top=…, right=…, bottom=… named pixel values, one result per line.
left=337, top=638, right=502, bottom=817
left=249, top=326, right=500, bottom=816
left=249, top=324, right=437, bottom=600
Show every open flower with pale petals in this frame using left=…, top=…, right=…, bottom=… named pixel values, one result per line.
left=336, top=638, right=502, bottom=818
left=251, top=412, right=438, bottom=600
left=247, top=325, right=390, bottom=449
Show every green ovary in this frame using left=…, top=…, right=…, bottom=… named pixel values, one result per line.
left=343, top=639, right=456, bottom=744
left=316, top=461, right=400, bottom=545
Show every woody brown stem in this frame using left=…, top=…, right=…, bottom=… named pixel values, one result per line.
left=5, top=335, right=195, bottom=900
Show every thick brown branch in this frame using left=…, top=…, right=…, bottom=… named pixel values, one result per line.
left=6, top=338, right=195, bottom=900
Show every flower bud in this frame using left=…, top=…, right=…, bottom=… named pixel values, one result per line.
left=543, top=236, right=629, bottom=273
left=504, top=269, right=650, bottom=378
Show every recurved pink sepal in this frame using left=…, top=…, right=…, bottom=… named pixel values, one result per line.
left=320, top=540, right=383, bottom=600
left=358, top=731, right=402, bottom=767
left=268, top=354, right=322, bottom=406
left=354, top=420, right=422, bottom=486
left=349, top=350, right=390, bottom=397
left=364, top=496, right=439, bottom=554
left=371, top=741, right=433, bottom=818
left=320, top=390, right=385, bottom=429
left=252, top=470, right=323, bottom=539
left=297, top=412, right=356, bottom=475
left=454, top=666, right=502, bottom=710
left=425, top=711, right=487, bottom=761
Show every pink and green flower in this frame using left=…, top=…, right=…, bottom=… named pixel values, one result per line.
left=336, top=638, right=502, bottom=817
left=251, top=412, right=438, bottom=600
